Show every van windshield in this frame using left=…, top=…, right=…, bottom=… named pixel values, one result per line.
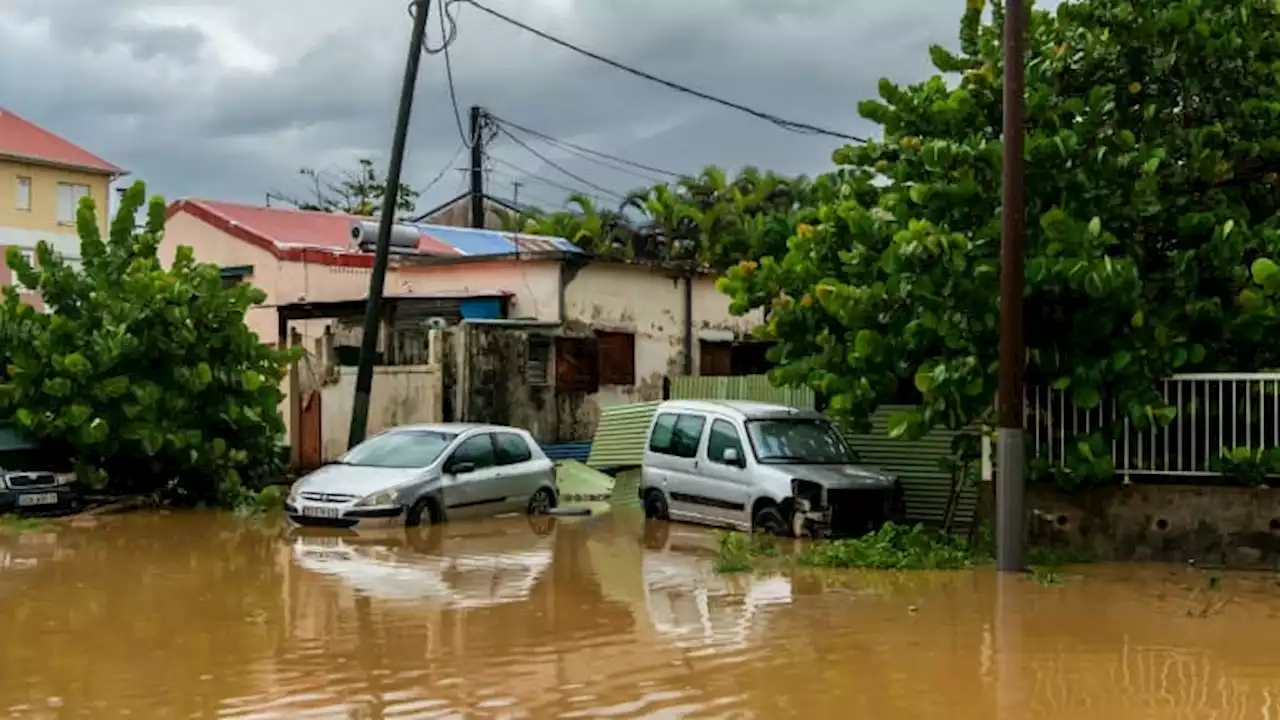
left=745, top=419, right=855, bottom=465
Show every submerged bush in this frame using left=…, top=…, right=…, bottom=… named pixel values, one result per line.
left=796, top=523, right=979, bottom=570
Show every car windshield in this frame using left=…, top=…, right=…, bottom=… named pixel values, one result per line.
left=745, top=419, right=855, bottom=464
left=338, top=430, right=457, bottom=469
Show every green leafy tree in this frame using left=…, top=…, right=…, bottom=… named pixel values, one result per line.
left=718, top=0, right=1280, bottom=488
left=289, top=158, right=420, bottom=217
left=0, top=181, right=297, bottom=504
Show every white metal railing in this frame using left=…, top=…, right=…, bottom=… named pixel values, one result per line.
left=1025, top=373, right=1280, bottom=478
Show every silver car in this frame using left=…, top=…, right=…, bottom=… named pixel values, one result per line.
left=638, top=400, right=904, bottom=538
left=285, top=423, right=558, bottom=529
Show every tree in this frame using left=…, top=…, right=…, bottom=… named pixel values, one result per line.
left=717, top=0, right=1280, bottom=488
left=286, top=158, right=420, bottom=217
left=505, top=166, right=818, bottom=270
left=0, top=181, right=298, bottom=504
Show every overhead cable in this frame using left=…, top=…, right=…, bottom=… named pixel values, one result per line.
left=489, top=114, right=680, bottom=181
left=495, top=128, right=630, bottom=201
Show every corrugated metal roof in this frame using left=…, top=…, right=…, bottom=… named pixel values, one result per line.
left=414, top=225, right=583, bottom=257
left=586, top=402, right=660, bottom=469
left=667, top=376, right=816, bottom=409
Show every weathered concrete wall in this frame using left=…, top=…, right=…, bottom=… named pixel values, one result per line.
left=453, top=324, right=563, bottom=441
left=559, top=263, right=765, bottom=438
left=1028, top=483, right=1280, bottom=569
left=319, top=365, right=443, bottom=460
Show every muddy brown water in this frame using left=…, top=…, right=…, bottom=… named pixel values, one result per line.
left=3, top=508, right=1280, bottom=719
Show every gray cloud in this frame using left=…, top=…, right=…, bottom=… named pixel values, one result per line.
left=0, top=0, right=982, bottom=216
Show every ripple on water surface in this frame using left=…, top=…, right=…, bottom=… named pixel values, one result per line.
left=2, top=510, right=1280, bottom=718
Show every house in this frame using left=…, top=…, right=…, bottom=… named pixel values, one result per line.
left=161, top=199, right=767, bottom=454
left=413, top=191, right=531, bottom=230
left=0, top=109, right=125, bottom=307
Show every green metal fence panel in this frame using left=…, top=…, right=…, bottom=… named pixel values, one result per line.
left=843, top=406, right=978, bottom=527
left=668, top=375, right=816, bottom=409
left=586, top=401, right=660, bottom=470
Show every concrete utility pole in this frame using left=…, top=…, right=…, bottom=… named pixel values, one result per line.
left=996, top=0, right=1028, bottom=572
left=348, top=0, right=432, bottom=449
left=469, top=105, right=486, bottom=228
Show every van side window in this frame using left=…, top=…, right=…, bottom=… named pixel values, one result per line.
left=707, top=419, right=744, bottom=465
left=650, top=413, right=706, bottom=459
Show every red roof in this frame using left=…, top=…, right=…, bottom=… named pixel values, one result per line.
left=0, top=109, right=124, bottom=175
left=166, top=199, right=463, bottom=268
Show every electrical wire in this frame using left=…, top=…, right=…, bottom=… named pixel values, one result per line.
left=409, top=0, right=472, bottom=147
left=489, top=114, right=677, bottom=183
left=455, top=0, right=868, bottom=143
left=420, top=144, right=466, bottom=194
left=487, top=159, right=619, bottom=204
left=495, top=127, right=629, bottom=201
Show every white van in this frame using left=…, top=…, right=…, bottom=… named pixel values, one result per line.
left=638, top=400, right=904, bottom=537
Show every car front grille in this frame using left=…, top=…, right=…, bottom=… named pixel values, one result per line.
left=4, top=473, right=58, bottom=490
left=299, top=492, right=357, bottom=503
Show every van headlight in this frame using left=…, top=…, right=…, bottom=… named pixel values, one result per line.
left=356, top=489, right=397, bottom=507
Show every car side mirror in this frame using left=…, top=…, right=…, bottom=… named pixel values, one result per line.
left=448, top=461, right=476, bottom=475
left=722, top=448, right=742, bottom=467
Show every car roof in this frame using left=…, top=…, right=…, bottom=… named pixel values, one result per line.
left=655, top=399, right=826, bottom=422
left=385, top=423, right=528, bottom=435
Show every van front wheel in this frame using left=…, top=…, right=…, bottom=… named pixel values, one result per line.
left=752, top=505, right=788, bottom=536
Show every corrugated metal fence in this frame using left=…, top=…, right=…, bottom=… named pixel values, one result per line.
left=665, top=375, right=977, bottom=528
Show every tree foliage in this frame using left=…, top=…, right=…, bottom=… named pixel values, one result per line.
left=287, top=158, right=421, bottom=217
left=502, top=166, right=821, bottom=271
left=714, top=0, right=1280, bottom=488
left=0, top=181, right=297, bottom=504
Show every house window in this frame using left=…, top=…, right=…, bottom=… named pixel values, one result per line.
left=596, top=330, right=636, bottom=386
left=699, top=340, right=773, bottom=377
left=14, top=176, right=30, bottom=211
left=8, top=248, right=35, bottom=293
left=554, top=330, right=637, bottom=394
left=219, top=265, right=253, bottom=289
left=555, top=337, right=599, bottom=394
left=526, top=335, right=551, bottom=386
left=56, top=183, right=90, bottom=224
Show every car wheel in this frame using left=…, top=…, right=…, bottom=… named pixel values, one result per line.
left=753, top=505, right=789, bottom=536
left=405, top=498, right=437, bottom=528
left=643, top=488, right=669, bottom=520
left=527, top=487, right=557, bottom=515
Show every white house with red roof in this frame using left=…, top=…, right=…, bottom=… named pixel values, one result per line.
left=0, top=109, right=126, bottom=306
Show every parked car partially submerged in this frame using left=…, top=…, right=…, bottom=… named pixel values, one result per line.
left=286, top=423, right=559, bottom=529
left=639, top=400, right=904, bottom=538
left=0, top=421, right=77, bottom=516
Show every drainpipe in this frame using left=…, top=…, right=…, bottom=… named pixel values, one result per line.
left=682, top=273, right=694, bottom=375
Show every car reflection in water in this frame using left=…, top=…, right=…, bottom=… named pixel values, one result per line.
left=289, top=514, right=557, bottom=608
left=638, top=520, right=792, bottom=656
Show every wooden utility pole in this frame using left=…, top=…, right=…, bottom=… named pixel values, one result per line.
left=348, top=0, right=431, bottom=448
left=996, top=0, right=1028, bottom=572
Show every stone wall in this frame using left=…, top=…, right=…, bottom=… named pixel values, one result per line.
left=1028, top=483, right=1280, bottom=569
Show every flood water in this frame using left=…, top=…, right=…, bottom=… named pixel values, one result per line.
left=4, top=505, right=1280, bottom=719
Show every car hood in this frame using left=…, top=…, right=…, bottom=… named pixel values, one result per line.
left=771, top=464, right=896, bottom=490
left=293, top=464, right=428, bottom=496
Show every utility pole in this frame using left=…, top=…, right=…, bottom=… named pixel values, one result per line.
left=348, top=0, right=432, bottom=449
left=996, top=0, right=1028, bottom=571
left=469, top=105, right=485, bottom=228
left=512, top=181, right=523, bottom=207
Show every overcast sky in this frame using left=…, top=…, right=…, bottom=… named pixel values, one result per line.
left=1, top=0, right=984, bottom=216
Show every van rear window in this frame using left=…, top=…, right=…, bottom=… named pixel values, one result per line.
left=649, top=413, right=706, bottom=458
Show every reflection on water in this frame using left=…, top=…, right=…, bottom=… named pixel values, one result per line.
left=3, top=510, right=1280, bottom=718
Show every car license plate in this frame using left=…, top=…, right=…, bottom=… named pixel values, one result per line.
left=301, top=505, right=341, bottom=519
left=17, top=493, right=58, bottom=507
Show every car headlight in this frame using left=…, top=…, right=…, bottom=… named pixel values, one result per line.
left=54, top=473, right=75, bottom=486
left=356, top=489, right=397, bottom=507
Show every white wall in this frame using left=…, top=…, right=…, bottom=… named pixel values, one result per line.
left=320, top=365, right=444, bottom=461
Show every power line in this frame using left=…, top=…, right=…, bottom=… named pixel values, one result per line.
left=421, top=144, right=466, bottom=194
left=488, top=114, right=679, bottom=181
left=487, top=159, right=618, bottom=204
left=495, top=126, right=629, bottom=201
left=456, top=0, right=867, bottom=143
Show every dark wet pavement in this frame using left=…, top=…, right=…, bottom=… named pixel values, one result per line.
left=3, top=503, right=1280, bottom=718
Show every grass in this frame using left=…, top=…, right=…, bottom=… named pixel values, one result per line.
left=711, top=521, right=1096, bottom=578
left=0, top=515, right=50, bottom=534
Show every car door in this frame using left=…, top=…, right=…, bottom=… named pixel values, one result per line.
left=652, top=412, right=711, bottom=523
left=694, top=417, right=752, bottom=528
left=442, top=432, right=502, bottom=519
left=492, top=432, right=544, bottom=512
